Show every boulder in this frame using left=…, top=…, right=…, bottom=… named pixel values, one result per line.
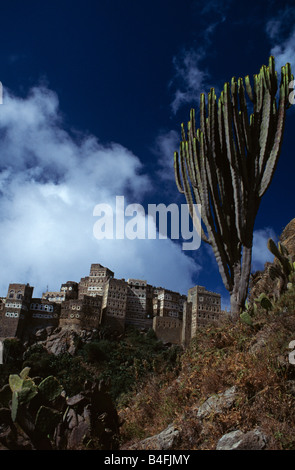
left=197, top=386, right=237, bottom=420
left=216, top=428, right=268, bottom=450
left=128, top=423, right=180, bottom=450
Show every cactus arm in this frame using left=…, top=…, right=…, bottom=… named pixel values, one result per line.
left=258, top=88, right=272, bottom=175
left=258, top=66, right=290, bottom=197
left=174, top=151, right=184, bottom=194
left=173, top=56, right=291, bottom=316
left=179, top=140, right=210, bottom=244
left=222, top=82, right=245, bottom=242
left=245, top=75, right=254, bottom=102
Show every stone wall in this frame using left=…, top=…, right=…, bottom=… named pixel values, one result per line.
left=188, top=285, right=221, bottom=333
left=0, top=283, right=34, bottom=339
left=153, top=316, right=182, bottom=345
left=101, top=278, right=127, bottom=334
left=181, top=301, right=192, bottom=347
left=27, top=298, right=61, bottom=335
left=60, top=295, right=102, bottom=331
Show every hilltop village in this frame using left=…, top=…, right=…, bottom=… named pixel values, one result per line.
left=0, top=263, right=225, bottom=347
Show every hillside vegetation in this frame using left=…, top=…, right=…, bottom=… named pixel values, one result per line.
left=1, top=220, right=295, bottom=450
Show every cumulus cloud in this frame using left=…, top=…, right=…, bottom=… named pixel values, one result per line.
left=170, top=48, right=209, bottom=114
left=0, top=85, right=200, bottom=298
left=153, top=129, right=180, bottom=182
left=266, top=5, right=295, bottom=72
left=169, top=1, right=229, bottom=114
left=251, top=227, right=277, bottom=272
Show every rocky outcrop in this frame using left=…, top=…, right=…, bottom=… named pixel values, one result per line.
left=0, top=377, right=120, bottom=450
left=280, top=218, right=295, bottom=259
left=250, top=218, right=295, bottom=301
left=123, top=386, right=239, bottom=451
left=54, top=380, right=120, bottom=450
left=127, top=424, right=180, bottom=450
left=216, top=428, right=268, bottom=450
left=196, top=386, right=237, bottom=420
left=29, top=326, right=97, bottom=356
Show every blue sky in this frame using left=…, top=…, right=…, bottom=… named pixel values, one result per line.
left=0, top=0, right=294, bottom=309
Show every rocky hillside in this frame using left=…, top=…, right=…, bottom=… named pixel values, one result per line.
left=1, top=219, right=295, bottom=450
left=118, top=219, right=295, bottom=450
left=250, top=218, right=295, bottom=302
left=119, top=304, right=295, bottom=450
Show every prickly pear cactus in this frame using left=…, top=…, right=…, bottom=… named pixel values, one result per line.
left=256, top=293, right=273, bottom=311
left=35, top=406, right=61, bottom=436
left=20, top=367, right=31, bottom=380
left=38, top=376, right=63, bottom=402
left=9, top=374, right=24, bottom=393
left=240, top=311, right=253, bottom=326
left=0, top=384, right=12, bottom=408
left=18, top=379, right=38, bottom=405
left=11, top=391, right=18, bottom=422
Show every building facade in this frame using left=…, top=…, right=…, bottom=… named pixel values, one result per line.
left=188, top=285, right=222, bottom=336
left=0, top=283, right=34, bottom=339
left=0, top=264, right=224, bottom=346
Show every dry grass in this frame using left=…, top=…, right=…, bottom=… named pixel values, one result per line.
left=119, top=297, right=295, bottom=450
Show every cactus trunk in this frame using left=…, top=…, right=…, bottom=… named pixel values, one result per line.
left=174, top=56, right=292, bottom=317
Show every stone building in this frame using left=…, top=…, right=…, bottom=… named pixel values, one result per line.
left=61, top=281, right=79, bottom=300
left=78, top=264, right=114, bottom=299
left=28, top=298, right=60, bottom=334
left=188, top=285, right=221, bottom=336
left=181, top=301, right=193, bottom=347
left=42, top=291, right=67, bottom=303
left=101, top=278, right=128, bottom=333
left=153, top=288, right=186, bottom=319
left=60, top=295, right=103, bottom=331
left=0, top=264, right=224, bottom=348
left=152, top=288, right=187, bottom=345
left=0, top=283, right=34, bottom=339
left=42, top=281, right=79, bottom=303
left=125, top=279, right=153, bottom=330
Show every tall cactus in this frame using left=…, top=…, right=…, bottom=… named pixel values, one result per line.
left=174, top=56, right=293, bottom=318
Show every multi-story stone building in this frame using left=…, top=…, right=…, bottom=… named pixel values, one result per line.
left=153, top=288, right=186, bottom=319
left=61, top=281, right=79, bottom=300
left=188, top=285, right=222, bottom=336
left=101, top=278, right=128, bottom=333
left=152, top=288, right=188, bottom=345
left=0, top=283, right=34, bottom=339
left=0, top=264, right=224, bottom=347
left=42, top=291, right=67, bottom=304
left=78, top=264, right=114, bottom=299
left=29, top=298, right=60, bottom=333
left=125, top=279, right=153, bottom=330
left=60, top=295, right=103, bottom=331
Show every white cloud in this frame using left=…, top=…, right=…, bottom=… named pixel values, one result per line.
left=169, top=2, right=228, bottom=114
left=251, top=227, right=277, bottom=272
left=0, top=85, right=200, bottom=298
left=170, top=49, right=209, bottom=114
left=153, top=129, right=180, bottom=182
left=266, top=6, right=295, bottom=73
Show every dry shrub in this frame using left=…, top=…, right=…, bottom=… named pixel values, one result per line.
left=119, top=302, right=295, bottom=450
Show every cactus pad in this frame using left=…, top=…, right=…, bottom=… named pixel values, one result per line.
left=38, top=376, right=63, bottom=402
left=9, top=374, right=23, bottom=393
left=35, top=406, right=61, bottom=436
